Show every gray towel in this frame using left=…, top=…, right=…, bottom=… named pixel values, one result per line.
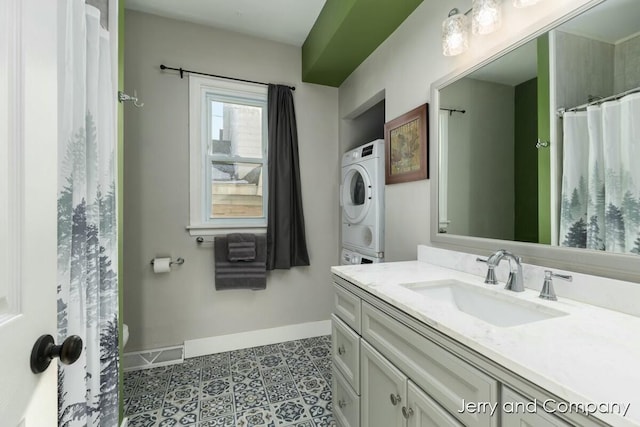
left=227, top=233, right=256, bottom=262
left=214, top=234, right=266, bottom=290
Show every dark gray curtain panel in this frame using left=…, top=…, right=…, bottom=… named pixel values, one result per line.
left=266, top=84, right=310, bottom=270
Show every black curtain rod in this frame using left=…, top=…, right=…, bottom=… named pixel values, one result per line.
left=440, top=107, right=466, bottom=116
left=159, top=64, right=295, bottom=91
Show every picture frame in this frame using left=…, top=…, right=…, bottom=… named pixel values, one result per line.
left=384, top=103, right=429, bottom=184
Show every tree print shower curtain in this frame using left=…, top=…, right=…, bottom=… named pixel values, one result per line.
left=57, top=1, right=119, bottom=425
left=560, top=93, right=640, bottom=255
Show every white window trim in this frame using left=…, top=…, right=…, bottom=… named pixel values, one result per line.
left=187, top=75, right=268, bottom=235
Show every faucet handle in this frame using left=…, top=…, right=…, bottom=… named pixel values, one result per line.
left=476, top=257, right=498, bottom=284
left=539, top=270, right=572, bottom=301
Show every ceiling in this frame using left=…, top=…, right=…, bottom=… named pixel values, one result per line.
left=463, top=0, right=640, bottom=87
left=125, top=0, right=424, bottom=87
left=125, top=0, right=327, bottom=47
left=469, top=40, right=538, bottom=87
left=559, top=0, right=640, bottom=44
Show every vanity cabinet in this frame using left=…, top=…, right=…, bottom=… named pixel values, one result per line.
left=332, top=282, right=496, bottom=427
left=361, top=339, right=464, bottom=427
left=332, top=278, right=594, bottom=427
left=361, top=301, right=498, bottom=427
left=332, top=284, right=363, bottom=427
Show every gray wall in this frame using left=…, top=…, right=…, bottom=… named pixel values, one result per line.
left=554, top=31, right=614, bottom=110
left=614, top=34, right=640, bottom=93
left=441, top=78, right=515, bottom=241
left=555, top=30, right=640, bottom=102
left=124, top=11, right=339, bottom=351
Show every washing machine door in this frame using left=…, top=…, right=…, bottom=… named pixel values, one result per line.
left=342, top=164, right=371, bottom=224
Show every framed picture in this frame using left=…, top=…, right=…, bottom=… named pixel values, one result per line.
left=384, top=103, right=429, bottom=184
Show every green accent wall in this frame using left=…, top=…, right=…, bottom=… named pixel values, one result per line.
left=302, top=0, right=423, bottom=87
left=537, top=34, right=551, bottom=244
left=118, top=0, right=124, bottom=422
left=514, top=78, right=539, bottom=243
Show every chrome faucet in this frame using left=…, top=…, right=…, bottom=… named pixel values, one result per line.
left=477, top=250, right=525, bottom=292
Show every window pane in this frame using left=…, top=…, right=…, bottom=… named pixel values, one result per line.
left=210, top=100, right=263, bottom=157
left=211, top=162, right=264, bottom=218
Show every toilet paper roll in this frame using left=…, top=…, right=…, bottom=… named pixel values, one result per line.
left=152, top=257, right=172, bottom=273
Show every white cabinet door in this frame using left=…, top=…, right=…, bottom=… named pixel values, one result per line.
left=0, top=0, right=59, bottom=425
left=405, top=380, right=463, bottom=427
left=502, top=387, right=571, bottom=427
left=361, top=340, right=407, bottom=427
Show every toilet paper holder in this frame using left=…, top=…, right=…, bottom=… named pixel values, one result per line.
left=150, top=257, right=185, bottom=266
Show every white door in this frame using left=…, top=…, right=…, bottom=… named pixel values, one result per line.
left=0, top=0, right=59, bottom=425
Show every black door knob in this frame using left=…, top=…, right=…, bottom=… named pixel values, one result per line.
left=30, top=334, right=83, bottom=374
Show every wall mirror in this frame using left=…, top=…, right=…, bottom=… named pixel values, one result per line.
left=431, top=0, right=640, bottom=280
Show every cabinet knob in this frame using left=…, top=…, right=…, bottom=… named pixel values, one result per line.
left=390, top=393, right=402, bottom=406
left=337, top=345, right=346, bottom=355
left=338, top=399, right=347, bottom=409
left=402, top=406, right=414, bottom=419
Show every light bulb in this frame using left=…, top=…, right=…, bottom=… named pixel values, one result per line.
left=513, top=0, right=542, bottom=7
left=442, top=10, right=469, bottom=56
left=472, top=0, right=502, bottom=35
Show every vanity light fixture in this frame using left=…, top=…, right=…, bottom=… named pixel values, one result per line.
left=442, top=8, right=470, bottom=56
left=513, top=0, right=542, bottom=7
left=472, top=0, right=502, bottom=35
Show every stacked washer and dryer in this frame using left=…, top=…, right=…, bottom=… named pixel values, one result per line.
left=340, top=140, right=385, bottom=265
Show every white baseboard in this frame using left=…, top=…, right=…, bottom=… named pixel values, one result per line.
left=184, top=319, right=331, bottom=358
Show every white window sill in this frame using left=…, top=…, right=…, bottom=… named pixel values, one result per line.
left=186, top=224, right=267, bottom=237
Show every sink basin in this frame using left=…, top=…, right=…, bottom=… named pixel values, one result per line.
left=400, top=279, right=568, bottom=327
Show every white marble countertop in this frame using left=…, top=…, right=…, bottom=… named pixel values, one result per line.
left=331, top=260, right=640, bottom=427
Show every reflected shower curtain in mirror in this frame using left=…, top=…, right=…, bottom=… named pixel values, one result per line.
left=57, top=1, right=119, bottom=425
left=560, top=93, right=640, bottom=254
left=438, top=111, right=450, bottom=233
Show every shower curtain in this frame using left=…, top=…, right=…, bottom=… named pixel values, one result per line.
left=57, top=1, right=119, bottom=425
left=438, top=110, right=450, bottom=233
left=560, top=93, right=640, bottom=254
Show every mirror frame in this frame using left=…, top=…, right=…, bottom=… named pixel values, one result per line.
left=429, top=0, right=640, bottom=283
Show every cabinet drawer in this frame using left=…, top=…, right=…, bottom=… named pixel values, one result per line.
left=334, top=283, right=361, bottom=333
left=361, top=302, right=499, bottom=427
left=331, top=314, right=360, bottom=393
left=502, top=387, right=571, bottom=427
left=333, top=367, right=360, bottom=427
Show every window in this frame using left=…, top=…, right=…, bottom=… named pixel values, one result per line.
left=189, top=76, right=268, bottom=232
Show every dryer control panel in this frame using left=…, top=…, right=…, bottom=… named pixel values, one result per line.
left=342, top=139, right=384, bottom=167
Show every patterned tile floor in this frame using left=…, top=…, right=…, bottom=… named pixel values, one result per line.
left=124, top=335, right=335, bottom=427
